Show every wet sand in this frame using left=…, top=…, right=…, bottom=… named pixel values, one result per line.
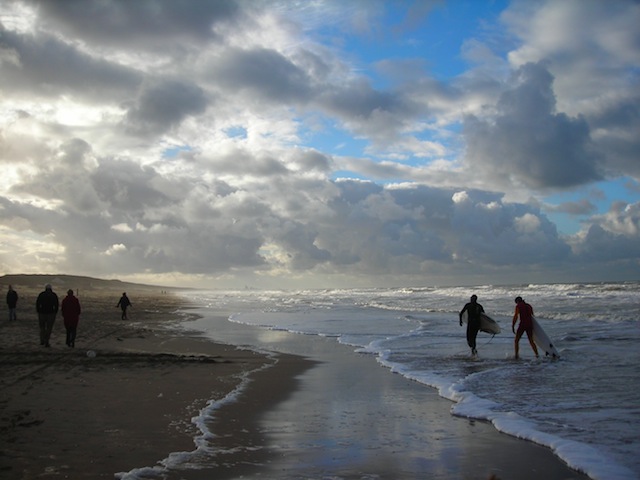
left=0, top=279, right=590, bottom=479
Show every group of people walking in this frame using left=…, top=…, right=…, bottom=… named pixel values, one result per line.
left=34, top=285, right=82, bottom=348
left=459, top=294, right=539, bottom=359
left=6, top=285, right=133, bottom=349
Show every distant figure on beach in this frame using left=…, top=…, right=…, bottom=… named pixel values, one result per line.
left=36, top=284, right=59, bottom=347
left=6, top=285, right=18, bottom=321
left=512, top=296, right=539, bottom=359
left=61, top=289, right=81, bottom=348
left=116, top=292, right=131, bottom=320
left=459, top=294, right=484, bottom=356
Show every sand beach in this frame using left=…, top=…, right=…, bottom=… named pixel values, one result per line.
left=0, top=276, right=590, bottom=479
left=0, top=277, right=306, bottom=479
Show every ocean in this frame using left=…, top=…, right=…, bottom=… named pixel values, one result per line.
left=121, top=282, right=640, bottom=480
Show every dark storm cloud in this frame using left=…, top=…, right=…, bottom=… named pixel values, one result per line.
left=122, top=78, right=208, bottom=136
left=316, top=79, right=419, bottom=142
left=27, top=0, right=242, bottom=50
left=0, top=24, right=141, bottom=100
left=587, top=94, right=640, bottom=177
left=209, top=45, right=419, bottom=141
left=210, top=47, right=313, bottom=103
left=92, top=158, right=173, bottom=212
left=320, top=80, right=403, bottom=119
left=463, top=62, right=602, bottom=190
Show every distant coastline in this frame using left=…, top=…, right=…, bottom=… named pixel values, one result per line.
left=0, top=273, right=185, bottom=293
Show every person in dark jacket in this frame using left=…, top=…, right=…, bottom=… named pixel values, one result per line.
left=116, top=292, right=131, bottom=320
left=6, top=285, right=18, bottom=321
left=36, top=284, right=59, bottom=347
left=61, top=289, right=81, bottom=348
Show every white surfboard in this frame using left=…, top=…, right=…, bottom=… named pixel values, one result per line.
left=531, top=316, right=560, bottom=358
left=461, top=311, right=501, bottom=334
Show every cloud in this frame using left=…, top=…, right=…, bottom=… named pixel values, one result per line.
left=501, top=0, right=640, bottom=181
left=570, top=201, right=640, bottom=262
left=27, top=0, right=242, bottom=51
left=0, top=23, right=141, bottom=101
left=209, top=47, right=313, bottom=104
left=544, top=199, right=597, bottom=216
left=1, top=0, right=639, bottom=287
left=586, top=93, right=640, bottom=178
left=463, top=62, right=602, bottom=191
left=122, top=78, right=208, bottom=136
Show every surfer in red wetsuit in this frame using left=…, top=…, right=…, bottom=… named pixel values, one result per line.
left=459, top=295, right=484, bottom=356
left=512, top=296, right=539, bottom=359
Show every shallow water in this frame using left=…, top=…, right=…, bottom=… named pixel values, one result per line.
left=180, top=282, right=639, bottom=480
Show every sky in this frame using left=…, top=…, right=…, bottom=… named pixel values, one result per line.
left=0, top=0, right=639, bottom=289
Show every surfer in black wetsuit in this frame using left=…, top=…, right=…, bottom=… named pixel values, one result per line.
left=459, top=295, right=484, bottom=356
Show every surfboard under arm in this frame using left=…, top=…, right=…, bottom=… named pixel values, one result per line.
left=461, top=310, right=501, bottom=334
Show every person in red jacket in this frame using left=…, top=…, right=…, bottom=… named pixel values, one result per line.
left=61, top=289, right=81, bottom=348
left=512, top=296, right=539, bottom=359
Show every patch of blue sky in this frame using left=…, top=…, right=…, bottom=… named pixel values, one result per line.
left=599, top=177, right=640, bottom=204
left=162, top=145, right=192, bottom=158
left=549, top=177, right=639, bottom=212
left=307, top=121, right=370, bottom=158
left=321, top=0, right=510, bottom=89
left=224, top=125, right=248, bottom=139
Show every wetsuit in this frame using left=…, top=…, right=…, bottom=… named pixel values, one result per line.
left=514, top=301, right=534, bottom=337
left=460, top=301, right=484, bottom=352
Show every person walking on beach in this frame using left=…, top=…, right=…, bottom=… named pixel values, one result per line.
left=459, top=295, right=484, bottom=356
left=36, top=284, right=59, bottom=347
left=512, top=296, right=539, bottom=359
left=6, top=285, right=18, bottom=321
left=116, top=292, right=131, bottom=320
left=61, top=289, right=81, bottom=348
